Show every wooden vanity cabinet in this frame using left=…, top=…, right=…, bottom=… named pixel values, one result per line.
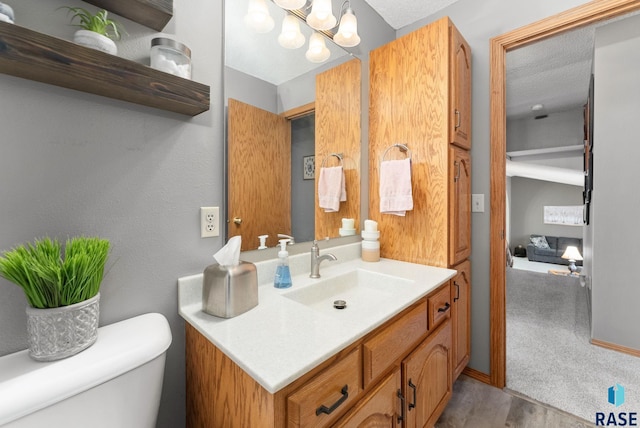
left=449, top=23, right=472, bottom=150
left=185, top=283, right=453, bottom=428
left=451, top=260, right=471, bottom=381
left=449, top=147, right=471, bottom=266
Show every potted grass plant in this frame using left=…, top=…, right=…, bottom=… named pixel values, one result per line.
left=61, top=6, right=124, bottom=55
left=0, top=236, right=110, bottom=361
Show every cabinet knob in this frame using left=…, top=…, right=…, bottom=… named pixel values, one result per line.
left=233, top=217, right=242, bottom=225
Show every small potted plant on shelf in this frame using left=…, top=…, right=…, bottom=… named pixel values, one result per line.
left=0, top=236, right=110, bottom=361
left=61, top=6, right=124, bottom=55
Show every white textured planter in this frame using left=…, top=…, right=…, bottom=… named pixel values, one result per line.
left=26, top=293, right=100, bottom=361
left=73, top=30, right=117, bottom=55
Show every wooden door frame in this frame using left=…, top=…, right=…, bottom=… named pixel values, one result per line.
left=489, top=0, right=640, bottom=388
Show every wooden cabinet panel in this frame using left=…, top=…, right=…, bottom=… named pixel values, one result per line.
left=315, top=58, right=361, bottom=240
left=451, top=260, right=471, bottom=380
left=427, top=283, right=451, bottom=331
left=449, top=147, right=471, bottom=266
left=288, top=348, right=362, bottom=428
left=363, top=301, right=427, bottom=387
left=402, top=320, right=452, bottom=428
left=333, top=369, right=401, bottom=428
left=449, top=23, right=472, bottom=150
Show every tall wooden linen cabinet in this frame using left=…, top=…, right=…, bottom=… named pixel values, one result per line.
left=369, top=15, right=472, bottom=420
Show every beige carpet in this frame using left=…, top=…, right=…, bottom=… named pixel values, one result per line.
left=506, top=268, right=640, bottom=422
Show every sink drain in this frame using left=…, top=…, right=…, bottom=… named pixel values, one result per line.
left=333, top=300, right=347, bottom=310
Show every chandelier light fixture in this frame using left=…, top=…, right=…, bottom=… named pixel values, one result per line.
left=244, top=0, right=361, bottom=63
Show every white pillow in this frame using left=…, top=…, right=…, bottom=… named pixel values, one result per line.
left=530, top=236, right=550, bottom=249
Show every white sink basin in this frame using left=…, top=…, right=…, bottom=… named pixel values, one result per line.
left=282, top=269, right=413, bottom=316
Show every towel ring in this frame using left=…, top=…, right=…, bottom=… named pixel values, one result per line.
left=321, top=153, right=344, bottom=168
left=382, top=144, right=412, bottom=162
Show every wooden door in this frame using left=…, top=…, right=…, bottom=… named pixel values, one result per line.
left=449, top=23, right=472, bottom=150
left=334, top=369, right=401, bottom=428
left=228, top=98, right=291, bottom=251
left=449, top=147, right=471, bottom=266
left=402, top=321, right=452, bottom=428
left=451, top=261, right=471, bottom=381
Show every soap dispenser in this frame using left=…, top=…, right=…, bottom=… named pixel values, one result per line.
left=274, top=239, right=292, bottom=289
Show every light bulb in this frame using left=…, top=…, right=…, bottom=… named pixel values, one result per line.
left=278, top=15, right=305, bottom=49
left=274, top=0, right=306, bottom=10
left=244, top=0, right=274, bottom=33
left=306, top=32, right=330, bottom=63
left=333, top=8, right=360, bottom=47
left=306, top=0, right=337, bottom=31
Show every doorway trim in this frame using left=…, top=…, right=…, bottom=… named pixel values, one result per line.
left=489, top=0, right=640, bottom=388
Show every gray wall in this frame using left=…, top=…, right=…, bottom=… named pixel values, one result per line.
left=225, top=67, right=277, bottom=113
left=507, top=108, right=584, bottom=152
left=398, top=0, right=590, bottom=373
left=509, top=177, right=583, bottom=249
left=0, top=1, right=223, bottom=427
left=591, top=14, right=640, bottom=349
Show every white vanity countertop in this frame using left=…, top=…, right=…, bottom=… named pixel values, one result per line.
left=178, top=243, right=456, bottom=394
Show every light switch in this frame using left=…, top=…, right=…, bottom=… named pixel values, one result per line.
left=472, top=194, right=484, bottom=213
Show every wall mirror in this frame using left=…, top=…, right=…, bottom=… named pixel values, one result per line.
left=224, top=0, right=362, bottom=252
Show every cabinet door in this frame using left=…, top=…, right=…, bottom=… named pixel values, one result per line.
left=402, top=321, right=452, bottom=428
left=449, top=147, right=471, bottom=265
left=451, top=261, right=471, bottom=381
left=333, top=369, right=401, bottom=428
left=449, top=23, right=471, bottom=149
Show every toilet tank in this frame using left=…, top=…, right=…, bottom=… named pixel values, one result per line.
left=0, top=313, right=172, bottom=428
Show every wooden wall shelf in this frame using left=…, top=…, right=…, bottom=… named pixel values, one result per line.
left=84, top=0, right=173, bottom=31
left=0, top=23, right=209, bottom=116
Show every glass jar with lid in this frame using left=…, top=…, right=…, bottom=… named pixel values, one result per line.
left=150, top=37, right=191, bottom=79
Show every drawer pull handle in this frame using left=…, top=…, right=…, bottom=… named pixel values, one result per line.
left=408, top=380, right=417, bottom=410
left=454, top=281, right=460, bottom=302
left=316, top=385, right=349, bottom=416
left=437, top=302, right=451, bottom=313
left=455, top=109, right=461, bottom=130
left=397, top=389, right=406, bottom=423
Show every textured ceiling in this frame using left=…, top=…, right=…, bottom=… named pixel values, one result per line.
left=364, top=0, right=461, bottom=29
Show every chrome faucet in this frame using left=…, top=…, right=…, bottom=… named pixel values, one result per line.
left=310, top=240, right=337, bottom=278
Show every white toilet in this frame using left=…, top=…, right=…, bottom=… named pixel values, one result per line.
left=0, top=313, right=172, bottom=428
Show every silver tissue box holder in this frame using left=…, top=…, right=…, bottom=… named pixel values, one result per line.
left=202, top=261, right=258, bottom=318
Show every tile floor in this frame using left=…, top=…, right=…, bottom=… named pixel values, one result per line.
left=435, top=375, right=596, bottom=427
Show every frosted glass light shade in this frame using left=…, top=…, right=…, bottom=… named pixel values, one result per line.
left=274, top=0, right=306, bottom=10
left=306, top=0, right=337, bottom=31
left=333, top=8, right=360, bottom=47
left=278, top=15, right=305, bottom=49
left=306, top=33, right=330, bottom=63
left=244, top=0, right=275, bottom=33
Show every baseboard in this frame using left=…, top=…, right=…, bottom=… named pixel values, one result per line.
left=462, top=366, right=491, bottom=385
left=591, top=338, right=640, bottom=358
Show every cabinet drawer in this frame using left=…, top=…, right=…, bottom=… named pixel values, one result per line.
left=428, top=283, right=451, bottom=330
left=362, top=301, right=427, bottom=387
left=287, top=348, right=362, bottom=428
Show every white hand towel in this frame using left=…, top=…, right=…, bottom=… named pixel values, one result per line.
left=379, top=158, right=413, bottom=216
left=318, top=166, right=347, bottom=212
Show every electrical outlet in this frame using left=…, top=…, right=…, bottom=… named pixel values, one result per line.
left=200, top=207, right=219, bottom=237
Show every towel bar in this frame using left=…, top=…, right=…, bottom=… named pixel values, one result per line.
left=382, top=144, right=412, bottom=162
left=321, top=153, right=344, bottom=168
